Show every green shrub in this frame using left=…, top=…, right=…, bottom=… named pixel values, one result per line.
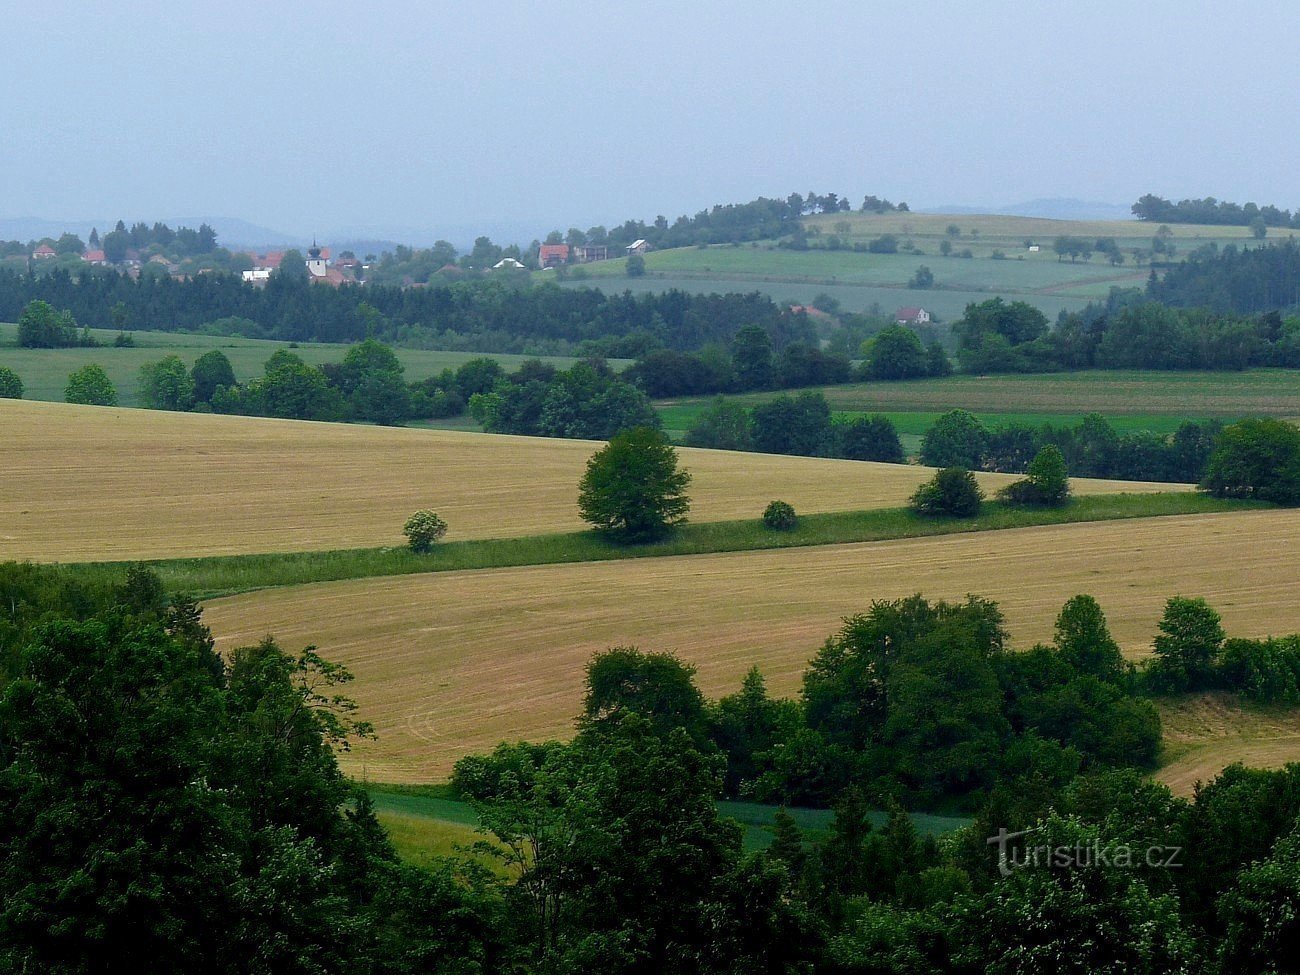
left=998, top=444, right=1071, bottom=506
left=762, top=500, right=798, bottom=531
left=64, top=364, right=118, bottom=406
left=0, top=365, right=23, bottom=399
left=910, top=467, right=984, bottom=517
left=1201, top=418, right=1300, bottom=505
left=403, top=510, right=448, bottom=553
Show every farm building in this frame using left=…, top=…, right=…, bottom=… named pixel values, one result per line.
left=574, top=244, right=608, bottom=263
left=896, top=306, right=932, bottom=325
left=625, top=239, right=648, bottom=255
left=538, top=243, right=570, bottom=268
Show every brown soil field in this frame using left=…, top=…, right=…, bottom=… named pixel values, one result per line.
left=1, top=400, right=1180, bottom=562
left=203, top=509, right=1300, bottom=784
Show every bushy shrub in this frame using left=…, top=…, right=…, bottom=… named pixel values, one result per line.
left=998, top=444, right=1071, bottom=506
left=910, top=467, right=984, bottom=517
left=403, top=510, right=448, bottom=553
left=1201, top=418, right=1300, bottom=505
left=762, top=500, right=798, bottom=531
left=0, top=365, right=23, bottom=399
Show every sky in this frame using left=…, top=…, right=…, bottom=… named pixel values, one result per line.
left=2, top=1, right=1297, bottom=245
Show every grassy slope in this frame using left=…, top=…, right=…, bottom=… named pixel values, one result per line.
left=656, top=370, right=1300, bottom=438
left=366, top=787, right=970, bottom=862
left=1155, top=693, right=1300, bottom=795
left=64, top=494, right=1238, bottom=599
left=204, top=508, right=1300, bottom=782
left=557, top=212, right=1269, bottom=316
left=0, top=323, right=622, bottom=408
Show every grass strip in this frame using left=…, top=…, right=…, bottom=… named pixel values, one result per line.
left=46, top=492, right=1264, bottom=600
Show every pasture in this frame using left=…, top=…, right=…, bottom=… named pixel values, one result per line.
left=557, top=211, right=1269, bottom=317
left=0, top=400, right=1176, bottom=563
left=204, top=509, right=1300, bottom=784
left=0, top=323, right=615, bottom=407
left=558, top=274, right=1090, bottom=322
left=656, top=369, right=1300, bottom=436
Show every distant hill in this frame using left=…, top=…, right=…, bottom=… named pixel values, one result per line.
left=920, top=198, right=1132, bottom=222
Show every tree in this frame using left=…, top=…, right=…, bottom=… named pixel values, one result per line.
left=1148, top=596, right=1225, bottom=693
left=731, top=325, right=775, bottom=390
left=863, top=325, right=929, bottom=380
left=273, top=248, right=308, bottom=282
left=907, top=265, right=934, bottom=289
left=920, top=409, right=988, bottom=468
left=352, top=370, right=411, bottom=425
left=834, top=415, right=905, bottom=462
left=190, top=350, right=236, bottom=404
left=138, top=354, right=195, bottom=411
left=1053, top=595, right=1125, bottom=681
left=65, top=364, right=117, bottom=406
left=762, top=500, right=798, bottom=531
left=910, top=467, right=984, bottom=517
left=102, top=228, right=129, bottom=263
left=0, top=366, right=22, bottom=399
left=17, top=299, right=77, bottom=348
left=626, top=253, right=646, bottom=277
left=751, top=391, right=833, bottom=456
left=1217, top=825, right=1300, bottom=975
left=403, top=510, right=448, bottom=553
left=955, top=815, right=1194, bottom=974
left=1201, top=418, right=1300, bottom=505
left=578, top=426, right=691, bottom=543
left=998, top=444, right=1071, bottom=506
left=684, top=396, right=754, bottom=451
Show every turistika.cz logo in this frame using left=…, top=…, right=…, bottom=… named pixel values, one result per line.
left=987, top=827, right=1184, bottom=878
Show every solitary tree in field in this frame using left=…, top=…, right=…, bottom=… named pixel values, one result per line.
left=578, top=427, right=691, bottom=543
left=403, top=510, right=448, bottom=553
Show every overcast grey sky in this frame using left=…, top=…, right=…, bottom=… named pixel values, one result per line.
left=2, top=1, right=1297, bottom=242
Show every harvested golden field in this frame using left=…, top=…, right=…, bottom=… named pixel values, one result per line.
left=204, top=509, right=1300, bottom=783
left=1, top=400, right=1178, bottom=562
left=1155, top=694, right=1300, bottom=796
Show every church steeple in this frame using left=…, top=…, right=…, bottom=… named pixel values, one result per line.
left=308, top=238, right=322, bottom=261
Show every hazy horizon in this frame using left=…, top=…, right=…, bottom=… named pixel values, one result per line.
left=4, top=1, right=1297, bottom=244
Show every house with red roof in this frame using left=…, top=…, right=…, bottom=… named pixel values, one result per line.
left=895, top=306, right=932, bottom=325
left=32, top=244, right=56, bottom=260
left=83, top=249, right=107, bottom=265
left=538, top=243, right=570, bottom=268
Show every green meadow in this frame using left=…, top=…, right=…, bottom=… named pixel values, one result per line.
left=0, top=323, right=620, bottom=407
left=366, top=786, right=970, bottom=861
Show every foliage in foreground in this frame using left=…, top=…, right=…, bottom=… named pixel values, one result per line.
left=4, top=563, right=1300, bottom=972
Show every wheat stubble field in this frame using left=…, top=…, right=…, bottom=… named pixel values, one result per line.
left=204, top=509, right=1300, bottom=787
left=0, top=400, right=1183, bottom=562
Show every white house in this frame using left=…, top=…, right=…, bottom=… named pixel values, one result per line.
left=895, top=306, right=932, bottom=325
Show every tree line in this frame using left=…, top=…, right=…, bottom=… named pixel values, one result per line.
left=0, top=269, right=811, bottom=355
left=1132, top=193, right=1300, bottom=228
left=4, top=561, right=1298, bottom=972
left=954, top=293, right=1300, bottom=373
left=1148, top=238, right=1300, bottom=315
